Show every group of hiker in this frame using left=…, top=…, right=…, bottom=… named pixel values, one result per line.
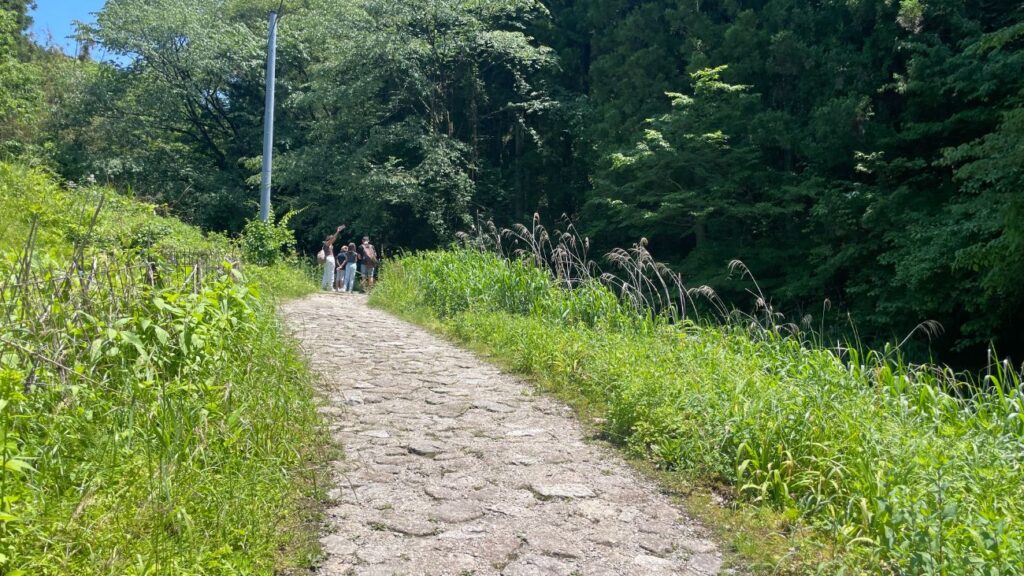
left=319, top=224, right=379, bottom=292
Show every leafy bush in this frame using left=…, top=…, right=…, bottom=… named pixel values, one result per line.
left=240, top=210, right=300, bottom=266
left=372, top=248, right=1024, bottom=575
left=0, top=164, right=325, bottom=574
left=1, top=268, right=324, bottom=574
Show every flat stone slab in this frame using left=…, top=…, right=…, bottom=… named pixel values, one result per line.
left=506, top=428, right=547, bottom=437
left=430, top=387, right=471, bottom=397
left=375, top=517, right=439, bottom=537
left=423, top=485, right=458, bottom=500
left=679, top=538, right=718, bottom=554
left=280, top=293, right=722, bottom=575
left=318, top=534, right=357, bottom=556
left=406, top=441, right=444, bottom=457
left=423, top=402, right=472, bottom=418
left=526, top=529, right=582, bottom=559
left=502, top=554, right=573, bottom=576
left=472, top=400, right=515, bottom=413
left=429, top=502, right=485, bottom=523
left=639, top=536, right=674, bottom=557
left=342, top=391, right=364, bottom=405
left=529, top=482, right=596, bottom=499
left=635, top=553, right=678, bottom=572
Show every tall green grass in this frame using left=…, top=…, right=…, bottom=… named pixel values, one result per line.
left=372, top=246, right=1024, bottom=574
left=0, top=163, right=326, bottom=574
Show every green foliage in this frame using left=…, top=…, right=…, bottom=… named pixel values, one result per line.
left=240, top=209, right=300, bottom=266
left=50, top=0, right=555, bottom=246
left=14, top=0, right=1024, bottom=364
left=574, top=0, right=1024, bottom=363
left=274, top=0, right=556, bottom=247
left=1, top=272, right=324, bottom=574
left=0, top=8, right=42, bottom=156
left=373, top=248, right=1024, bottom=574
left=243, top=260, right=318, bottom=301
left=41, top=0, right=270, bottom=230
left=0, top=164, right=325, bottom=574
left=0, top=162, right=230, bottom=257
left=587, top=65, right=773, bottom=271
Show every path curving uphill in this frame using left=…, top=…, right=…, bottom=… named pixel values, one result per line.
left=282, top=293, right=723, bottom=576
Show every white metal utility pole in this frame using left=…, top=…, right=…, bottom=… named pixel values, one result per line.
left=259, top=11, right=279, bottom=222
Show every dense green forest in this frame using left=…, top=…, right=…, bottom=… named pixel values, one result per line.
left=3, top=0, right=1023, bottom=365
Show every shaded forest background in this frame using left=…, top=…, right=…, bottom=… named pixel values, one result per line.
left=3, top=0, right=1022, bottom=365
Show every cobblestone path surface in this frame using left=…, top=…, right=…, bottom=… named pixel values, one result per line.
left=282, top=293, right=723, bottom=576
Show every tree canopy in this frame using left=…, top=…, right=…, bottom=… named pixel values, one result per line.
left=4, top=0, right=1023, bottom=364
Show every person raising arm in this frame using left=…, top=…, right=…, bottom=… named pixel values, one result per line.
left=319, top=224, right=346, bottom=291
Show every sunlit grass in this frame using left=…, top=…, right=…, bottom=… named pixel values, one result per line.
left=244, top=260, right=319, bottom=301
left=372, top=245, right=1024, bottom=574
left=0, top=163, right=327, bottom=575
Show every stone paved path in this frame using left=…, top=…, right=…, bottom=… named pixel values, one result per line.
left=282, top=293, right=723, bottom=576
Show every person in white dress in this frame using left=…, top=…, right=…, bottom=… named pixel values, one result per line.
left=319, top=225, right=346, bottom=291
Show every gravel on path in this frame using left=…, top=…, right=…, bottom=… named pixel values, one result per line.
left=282, top=293, right=723, bottom=576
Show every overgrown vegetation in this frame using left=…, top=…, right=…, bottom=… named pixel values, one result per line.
left=8, top=0, right=1018, bottom=365
left=371, top=223, right=1024, bottom=574
left=240, top=209, right=300, bottom=266
left=0, top=162, right=324, bottom=574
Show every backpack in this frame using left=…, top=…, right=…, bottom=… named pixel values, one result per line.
left=363, top=244, right=378, bottom=267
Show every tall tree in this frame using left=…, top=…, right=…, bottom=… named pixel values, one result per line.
left=577, top=0, right=1024, bottom=360
left=0, top=4, right=42, bottom=155
left=37, top=0, right=1024, bottom=362
left=276, top=0, right=556, bottom=247
left=0, top=0, right=34, bottom=57
left=55, top=0, right=272, bottom=229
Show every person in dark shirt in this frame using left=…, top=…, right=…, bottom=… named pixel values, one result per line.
left=334, top=245, right=349, bottom=291
left=342, top=242, right=358, bottom=292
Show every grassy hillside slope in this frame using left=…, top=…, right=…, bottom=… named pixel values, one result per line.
left=0, top=163, right=325, bottom=575
left=372, top=248, right=1024, bottom=575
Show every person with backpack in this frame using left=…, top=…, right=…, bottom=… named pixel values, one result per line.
left=360, top=236, right=379, bottom=290
left=317, top=224, right=346, bottom=291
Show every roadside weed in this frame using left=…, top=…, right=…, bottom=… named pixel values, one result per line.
left=372, top=234, right=1024, bottom=574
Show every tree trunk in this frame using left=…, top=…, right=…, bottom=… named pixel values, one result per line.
left=695, top=214, right=706, bottom=249
left=514, top=116, right=524, bottom=218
